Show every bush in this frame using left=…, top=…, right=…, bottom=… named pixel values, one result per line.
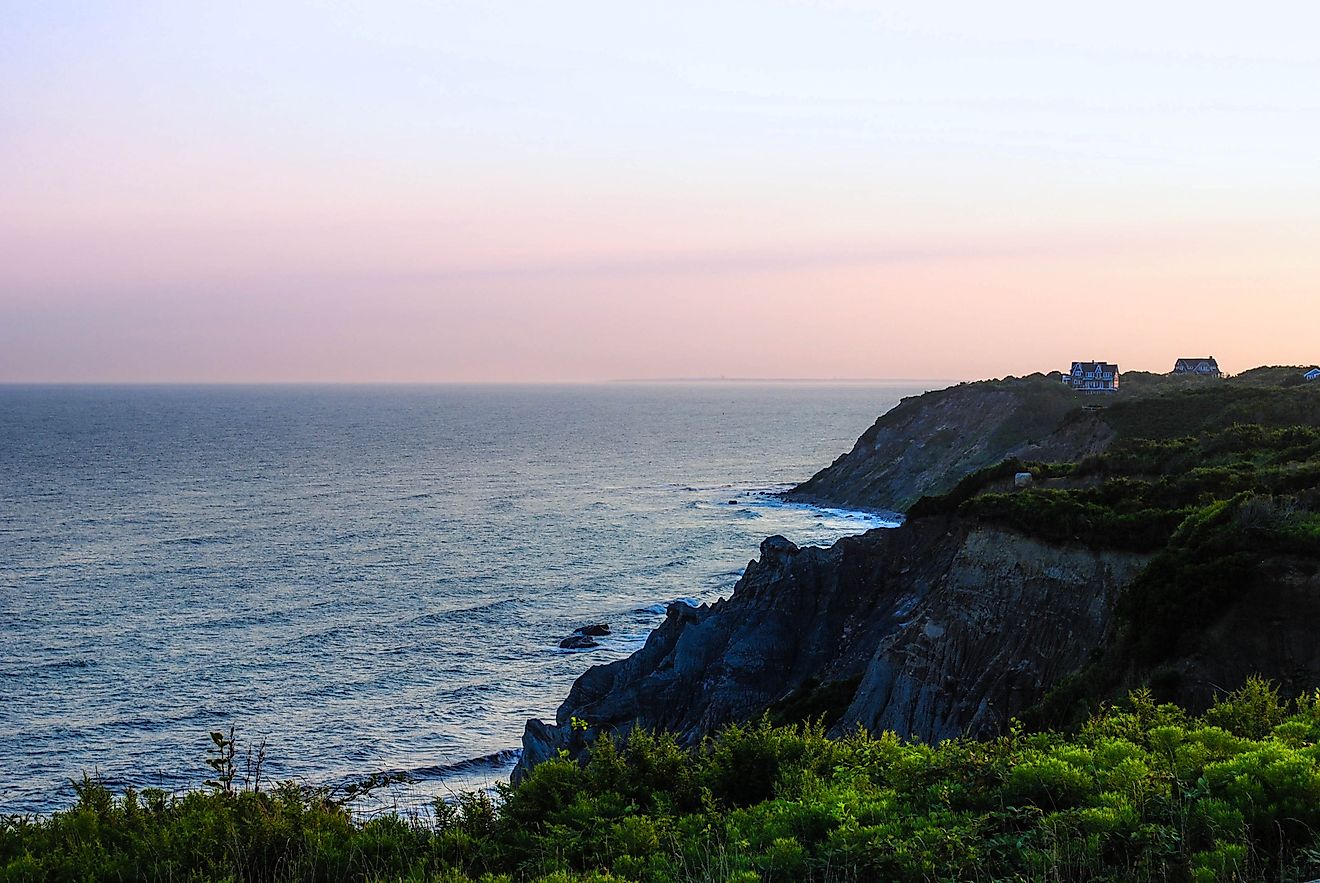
left=13, top=686, right=1320, bottom=881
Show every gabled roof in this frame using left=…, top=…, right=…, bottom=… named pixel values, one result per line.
left=1173, top=357, right=1221, bottom=374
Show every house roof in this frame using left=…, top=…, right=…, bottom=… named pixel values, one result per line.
left=1173, top=357, right=1221, bottom=374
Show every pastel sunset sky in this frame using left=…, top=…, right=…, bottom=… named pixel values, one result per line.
left=3, top=1, right=1317, bottom=382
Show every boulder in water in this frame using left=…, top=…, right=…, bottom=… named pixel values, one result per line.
left=574, top=623, right=610, bottom=637
left=560, top=635, right=599, bottom=650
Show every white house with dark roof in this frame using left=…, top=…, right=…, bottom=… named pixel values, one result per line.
left=1173, top=357, right=1222, bottom=377
left=1305, top=367, right=1320, bottom=381
left=1062, top=361, right=1119, bottom=392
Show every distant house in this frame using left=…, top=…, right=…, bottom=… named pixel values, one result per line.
left=1305, top=367, right=1320, bottom=382
left=1061, top=361, right=1119, bottom=392
left=1173, top=357, right=1222, bottom=377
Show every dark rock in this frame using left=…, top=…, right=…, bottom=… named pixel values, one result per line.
left=574, top=623, right=610, bottom=637
left=512, top=718, right=595, bottom=784
left=559, top=635, right=598, bottom=650
left=516, top=719, right=560, bottom=779
left=516, top=517, right=1150, bottom=781
left=759, top=534, right=798, bottom=562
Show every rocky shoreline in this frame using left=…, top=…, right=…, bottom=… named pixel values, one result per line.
left=516, top=370, right=1320, bottom=782
left=515, top=518, right=1148, bottom=780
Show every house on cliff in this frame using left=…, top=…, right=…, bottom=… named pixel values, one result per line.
left=1305, top=367, right=1320, bottom=381
left=1173, top=357, right=1222, bottom=377
left=1061, top=361, right=1119, bottom=392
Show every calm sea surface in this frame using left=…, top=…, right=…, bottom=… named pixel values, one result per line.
left=0, top=383, right=932, bottom=813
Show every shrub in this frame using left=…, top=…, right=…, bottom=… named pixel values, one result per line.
left=15, top=686, right=1320, bottom=881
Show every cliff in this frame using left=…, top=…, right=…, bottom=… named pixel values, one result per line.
left=517, top=375, right=1320, bottom=781
left=785, top=370, right=1320, bottom=514
left=783, top=374, right=1106, bottom=512
left=517, top=519, right=1149, bottom=778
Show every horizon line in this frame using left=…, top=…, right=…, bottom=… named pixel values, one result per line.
left=0, top=378, right=964, bottom=388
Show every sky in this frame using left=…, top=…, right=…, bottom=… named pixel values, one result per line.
left=2, top=0, right=1318, bottom=382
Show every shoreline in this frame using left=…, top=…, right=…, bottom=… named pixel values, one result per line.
left=8, top=489, right=902, bottom=818
left=415, top=491, right=902, bottom=797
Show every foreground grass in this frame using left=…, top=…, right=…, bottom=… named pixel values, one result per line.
left=8, top=680, right=1320, bottom=882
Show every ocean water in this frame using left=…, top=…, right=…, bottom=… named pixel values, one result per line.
left=0, top=382, right=931, bottom=813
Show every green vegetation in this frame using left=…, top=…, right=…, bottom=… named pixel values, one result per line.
left=909, top=429, right=1318, bottom=558
left=1100, top=382, right=1320, bottom=441
left=766, top=676, right=863, bottom=729
left=924, top=425, right=1320, bottom=552
left=10, top=370, right=1320, bottom=881
left=10, top=681, right=1320, bottom=881
left=1026, top=484, right=1320, bottom=731
left=904, top=384, right=1320, bottom=730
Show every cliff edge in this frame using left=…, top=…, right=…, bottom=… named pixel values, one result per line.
left=517, top=372, right=1320, bottom=782
left=783, top=374, right=1108, bottom=512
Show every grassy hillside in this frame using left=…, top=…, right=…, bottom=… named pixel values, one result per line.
left=911, top=424, right=1320, bottom=551
left=787, top=365, right=1320, bottom=513
left=904, top=378, right=1320, bottom=727
left=8, top=681, right=1320, bottom=882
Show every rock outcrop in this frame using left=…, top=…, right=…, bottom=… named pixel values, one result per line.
left=515, top=520, right=1149, bottom=780
left=842, top=527, right=1148, bottom=739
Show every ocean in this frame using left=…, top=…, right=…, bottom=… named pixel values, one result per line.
left=0, top=382, right=932, bottom=813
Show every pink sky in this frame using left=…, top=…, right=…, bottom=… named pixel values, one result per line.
left=3, top=2, right=1318, bottom=382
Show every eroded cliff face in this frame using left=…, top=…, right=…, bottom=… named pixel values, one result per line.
left=784, top=376, right=1110, bottom=513
left=516, top=524, right=952, bottom=778
left=515, top=519, right=1149, bottom=780
left=844, top=528, right=1149, bottom=740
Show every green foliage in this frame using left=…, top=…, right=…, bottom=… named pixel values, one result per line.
left=959, top=488, right=1186, bottom=550
left=1102, top=381, right=1320, bottom=441
left=911, top=425, right=1320, bottom=554
left=908, top=421, right=1320, bottom=730
left=1203, top=676, right=1289, bottom=740
left=907, top=457, right=1056, bottom=519
left=205, top=727, right=239, bottom=795
left=766, top=676, right=862, bottom=729
left=1025, top=475, right=1320, bottom=725
left=12, top=689, right=1320, bottom=881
